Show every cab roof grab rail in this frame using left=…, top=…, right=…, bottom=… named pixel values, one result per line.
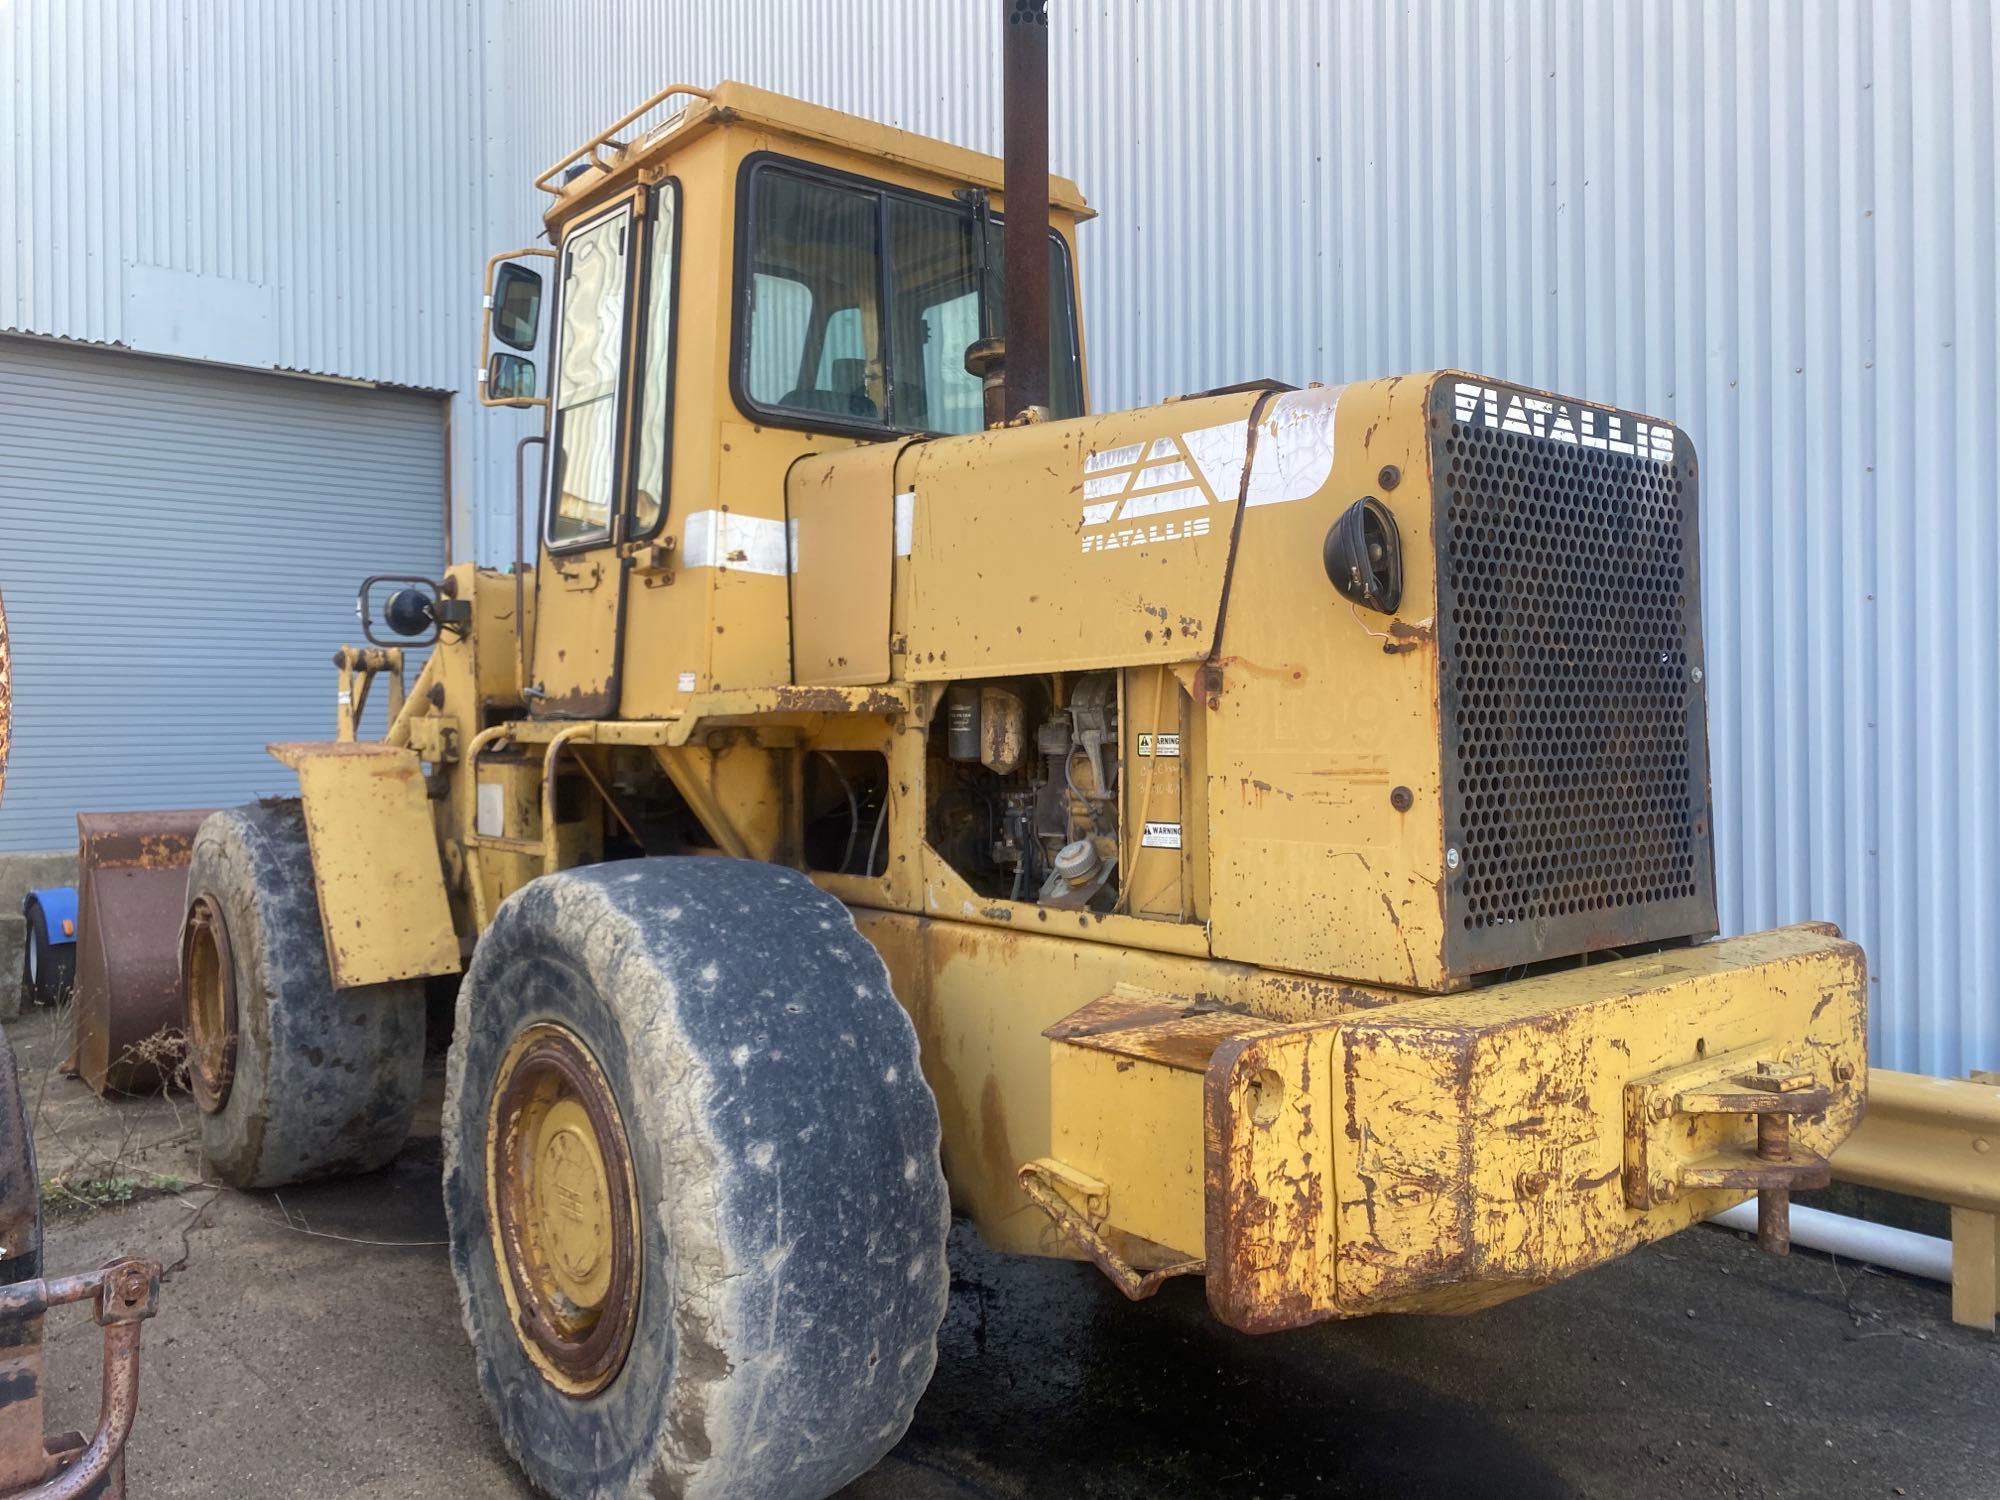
left=534, top=83, right=715, bottom=196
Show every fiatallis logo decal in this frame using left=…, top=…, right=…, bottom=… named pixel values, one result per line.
left=1452, top=381, right=1676, bottom=465
left=1077, top=386, right=1342, bottom=554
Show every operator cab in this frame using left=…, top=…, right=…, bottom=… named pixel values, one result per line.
left=475, top=82, right=1092, bottom=717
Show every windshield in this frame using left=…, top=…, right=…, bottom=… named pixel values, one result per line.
left=736, top=160, right=1083, bottom=436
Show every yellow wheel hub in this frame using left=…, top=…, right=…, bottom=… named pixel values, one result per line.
left=486, top=1023, right=641, bottom=1398
left=531, top=1098, right=613, bottom=1307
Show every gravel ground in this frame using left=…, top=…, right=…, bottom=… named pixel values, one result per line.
left=13, top=1011, right=1998, bottom=1500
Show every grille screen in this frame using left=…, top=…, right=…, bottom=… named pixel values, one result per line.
left=1431, top=378, right=1716, bottom=975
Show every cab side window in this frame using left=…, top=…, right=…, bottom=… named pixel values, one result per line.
left=735, top=157, right=1084, bottom=438
left=740, top=173, right=883, bottom=422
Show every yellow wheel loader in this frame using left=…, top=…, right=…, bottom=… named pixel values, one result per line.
left=173, top=10, right=1864, bottom=1497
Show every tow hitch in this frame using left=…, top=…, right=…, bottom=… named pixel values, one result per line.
left=1624, top=1050, right=1839, bottom=1256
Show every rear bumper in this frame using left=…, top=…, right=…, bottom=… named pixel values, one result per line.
left=1029, top=923, right=1866, bottom=1331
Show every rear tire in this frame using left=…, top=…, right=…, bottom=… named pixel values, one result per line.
left=20, top=901, right=73, bottom=1008
left=443, top=859, right=949, bottom=1500
left=183, top=800, right=424, bottom=1189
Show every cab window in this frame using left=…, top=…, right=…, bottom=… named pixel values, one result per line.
left=734, top=158, right=1084, bottom=436
left=630, top=184, right=681, bottom=539
left=547, top=204, right=633, bottom=548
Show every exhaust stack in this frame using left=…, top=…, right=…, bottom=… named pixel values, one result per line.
left=1001, top=0, right=1051, bottom=417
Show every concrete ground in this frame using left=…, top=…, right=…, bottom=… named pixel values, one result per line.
left=11, top=1006, right=1999, bottom=1500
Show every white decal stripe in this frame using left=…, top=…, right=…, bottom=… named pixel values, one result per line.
left=1245, top=384, right=1342, bottom=508
left=1136, top=459, right=1191, bottom=488
left=682, top=510, right=789, bottom=576
left=1083, top=472, right=1129, bottom=500
left=1080, top=500, right=1120, bottom=526
left=894, top=490, right=915, bottom=557
left=1084, top=442, right=1143, bottom=474
left=1181, top=418, right=1251, bottom=501
left=1117, top=485, right=1207, bottom=521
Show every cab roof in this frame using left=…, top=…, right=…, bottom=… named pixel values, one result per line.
left=540, top=80, right=1094, bottom=228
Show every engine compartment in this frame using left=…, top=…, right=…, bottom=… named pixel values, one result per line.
left=917, top=671, right=1124, bottom=911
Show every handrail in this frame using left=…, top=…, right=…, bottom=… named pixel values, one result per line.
left=534, top=84, right=713, bottom=196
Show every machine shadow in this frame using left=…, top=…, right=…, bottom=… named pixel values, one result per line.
left=870, top=1219, right=1577, bottom=1499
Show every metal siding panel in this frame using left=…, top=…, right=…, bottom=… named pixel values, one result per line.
left=3, top=0, right=1995, bottom=1076
left=0, top=0, right=482, bottom=393
left=0, top=336, right=445, bottom=853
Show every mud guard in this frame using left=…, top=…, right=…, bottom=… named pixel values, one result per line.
left=267, top=742, right=461, bottom=989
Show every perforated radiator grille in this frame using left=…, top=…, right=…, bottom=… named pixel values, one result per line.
left=1430, top=377, right=1717, bottom=975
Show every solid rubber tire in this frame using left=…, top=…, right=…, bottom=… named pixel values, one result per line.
left=185, top=800, right=424, bottom=1189
left=443, top=858, right=950, bottom=1500
left=21, top=902, right=73, bottom=1008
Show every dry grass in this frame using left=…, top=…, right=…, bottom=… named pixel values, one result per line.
left=22, top=1001, right=213, bottom=1220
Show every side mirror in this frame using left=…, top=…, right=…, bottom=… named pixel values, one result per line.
left=490, top=263, right=543, bottom=351
left=357, top=575, right=471, bottom=647
left=478, top=247, right=555, bottom=408
left=485, top=353, right=538, bottom=403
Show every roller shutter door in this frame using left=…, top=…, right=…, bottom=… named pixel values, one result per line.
left=0, top=337, right=445, bottom=852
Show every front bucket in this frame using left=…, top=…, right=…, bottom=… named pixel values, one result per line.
left=72, top=810, right=214, bottom=1096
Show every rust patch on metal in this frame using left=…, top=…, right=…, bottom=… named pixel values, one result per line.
left=0, top=1256, right=161, bottom=1497
left=487, top=1025, right=641, bottom=1397
left=179, top=895, right=238, bottom=1116
left=1379, top=616, right=1434, bottom=655
left=73, top=810, right=213, bottom=1097
left=1056, top=1007, right=1258, bottom=1075
left=1204, top=1032, right=1333, bottom=1334
left=1017, top=1165, right=1203, bottom=1301
left=765, top=685, right=905, bottom=717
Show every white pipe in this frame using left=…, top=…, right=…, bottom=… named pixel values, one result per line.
left=1710, top=1201, right=1954, bottom=1283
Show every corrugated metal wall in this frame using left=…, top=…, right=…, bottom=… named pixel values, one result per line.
left=0, top=0, right=483, bottom=387
left=3, top=0, right=1994, bottom=1075
left=0, top=336, right=445, bottom=852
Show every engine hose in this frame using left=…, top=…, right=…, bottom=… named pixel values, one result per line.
left=866, top=791, right=890, bottom=877
left=1114, top=667, right=1170, bottom=915
left=816, top=752, right=861, bottom=873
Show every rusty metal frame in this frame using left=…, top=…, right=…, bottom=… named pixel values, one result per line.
left=1831, top=1069, right=2000, bottom=1331
left=0, top=1258, right=161, bottom=1500
left=1017, top=1160, right=1203, bottom=1301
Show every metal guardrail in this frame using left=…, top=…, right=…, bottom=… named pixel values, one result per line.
left=1831, top=1068, right=2000, bottom=1330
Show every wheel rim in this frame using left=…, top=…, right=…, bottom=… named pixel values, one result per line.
left=180, top=896, right=237, bottom=1114
left=485, top=1023, right=641, bottom=1398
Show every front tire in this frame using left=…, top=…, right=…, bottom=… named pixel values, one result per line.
left=443, top=859, right=949, bottom=1500
left=182, top=800, right=424, bottom=1189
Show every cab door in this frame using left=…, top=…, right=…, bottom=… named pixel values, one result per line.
left=531, top=182, right=679, bottom=716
